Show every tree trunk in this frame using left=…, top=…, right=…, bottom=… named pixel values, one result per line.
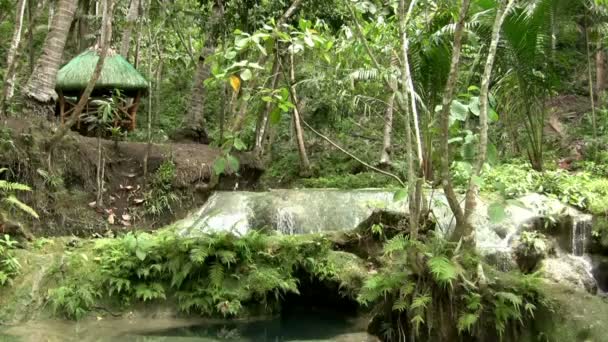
left=287, top=53, right=311, bottom=175
left=120, top=0, right=140, bottom=59
left=459, top=0, right=515, bottom=245
left=585, top=21, right=597, bottom=140
left=253, top=57, right=281, bottom=157
left=439, top=0, right=471, bottom=235
left=77, top=0, right=90, bottom=51
left=23, top=0, right=78, bottom=115
left=379, top=91, right=395, bottom=165
left=183, top=0, right=224, bottom=143
left=596, top=48, right=606, bottom=100
left=0, top=0, right=28, bottom=117
left=47, top=0, right=114, bottom=148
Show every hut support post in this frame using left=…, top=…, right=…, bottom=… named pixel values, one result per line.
left=129, top=90, right=142, bottom=131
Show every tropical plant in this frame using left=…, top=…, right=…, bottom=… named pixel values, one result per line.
left=357, top=232, right=546, bottom=341
left=0, top=168, right=38, bottom=220
left=0, top=234, right=20, bottom=286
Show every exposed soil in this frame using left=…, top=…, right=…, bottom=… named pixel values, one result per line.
left=1, top=118, right=264, bottom=237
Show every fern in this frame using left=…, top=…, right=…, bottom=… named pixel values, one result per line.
left=0, top=180, right=31, bottom=192
left=383, top=234, right=408, bottom=255
left=134, top=283, right=166, bottom=301
left=457, top=313, right=479, bottom=333
left=427, top=256, right=458, bottom=288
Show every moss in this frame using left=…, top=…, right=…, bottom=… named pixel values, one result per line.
left=297, top=172, right=400, bottom=189
left=529, top=284, right=608, bottom=342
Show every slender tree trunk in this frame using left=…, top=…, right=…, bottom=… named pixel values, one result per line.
left=184, top=0, right=223, bottom=143
left=379, top=91, right=395, bottom=165
left=439, top=0, right=471, bottom=235
left=47, top=0, right=114, bottom=148
left=77, top=0, right=90, bottom=51
left=287, top=53, right=311, bottom=175
left=459, top=0, right=515, bottom=245
left=596, top=48, right=606, bottom=100
left=253, top=56, right=281, bottom=157
left=585, top=20, right=597, bottom=140
left=401, top=0, right=423, bottom=170
left=23, top=0, right=78, bottom=115
left=0, top=0, right=28, bottom=117
left=96, top=128, right=104, bottom=206
left=120, top=0, right=140, bottom=59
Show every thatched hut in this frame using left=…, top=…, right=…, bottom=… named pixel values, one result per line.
left=55, top=47, right=148, bottom=131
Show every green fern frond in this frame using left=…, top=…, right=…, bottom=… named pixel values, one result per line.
left=215, top=250, right=237, bottom=266
left=457, top=313, right=479, bottom=333
left=392, top=297, right=409, bottom=312
left=411, top=293, right=431, bottom=310
left=427, top=256, right=458, bottom=287
left=209, top=262, right=225, bottom=287
left=496, top=291, right=523, bottom=310
left=383, top=234, right=408, bottom=255
left=3, top=195, right=39, bottom=218
left=0, top=180, right=32, bottom=192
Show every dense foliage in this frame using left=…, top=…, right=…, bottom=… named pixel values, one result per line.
left=48, top=230, right=365, bottom=320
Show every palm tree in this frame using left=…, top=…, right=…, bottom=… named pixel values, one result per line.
left=22, top=0, right=78, bottom=115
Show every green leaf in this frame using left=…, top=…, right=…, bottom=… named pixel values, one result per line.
left=489, top=108, right=499, bottom=122
left=233, top=137, right=246, bottom=151
left=469, top=96, right=480, bottom=116
left=488, top=202, right=507, bottom=223
left=224, top=50, right=237, bottom=60
left=471, top=175, right=484, bottom=187
left=270, top=107, right=282, bottom=124
left=393, top=188, right=408, bottom=202
left=213, top=157, right=226, bottom=175
left=3, top=195, right=38, bottom=219
left=240, top=69, right=253, bottom=81
left=450, top=100, right=469, bottom=124
left=304, top=35, right=314, bottom=47
left=135, top=248, right=147, bottom=261
left=227, top=155, right=239, bottom=172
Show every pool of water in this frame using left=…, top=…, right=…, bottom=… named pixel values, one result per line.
left=1, top=308, right=375, bottom=342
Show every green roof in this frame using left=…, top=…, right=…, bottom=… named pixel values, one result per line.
left=56, top=48, right=148, bottom=93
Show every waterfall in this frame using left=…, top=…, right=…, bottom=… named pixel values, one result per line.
left=571, top=217, right=592, bottom=256
left=274, top=207, right=298, bottom=235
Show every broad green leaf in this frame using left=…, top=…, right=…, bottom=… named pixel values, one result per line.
left=393, top=188, right=408, bottom=202
left=227, top=155, right=239, bottom=172
left=135, top=249, right=147, bottom=261
left=489, top=108, right=499, bottom=122
left=450, top=100, right=469, bottom=124
left=304, top=35, right=314, bottom=47
left=225, top=50, right=237, bottom=60
left=488, top=202, right=507, bottom=223
left=469, top=96, right=480, bottom=116
left=240, top=69, right=253, bottom=81
left=471, top=175, right=484, bottom=187
left=213, top=157, right=226, bottom=175
left=270, top=107, right=282, bottom=124
left=233, top=137, right=246, bottom=151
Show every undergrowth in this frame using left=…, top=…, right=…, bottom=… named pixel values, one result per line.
left=453, top=162, right=608, bottom=215
left=47, top=230, right=363, bottom=320
left=144, top=160, right=180, bottom=216
left=358, top=233, right=547, bottom=341
left=0, top=235, right=20, bottom=286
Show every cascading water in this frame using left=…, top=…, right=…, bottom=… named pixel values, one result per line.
left=176, top=189, right=406, bottom=237
left=571, top=217, right=592, bottom=256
